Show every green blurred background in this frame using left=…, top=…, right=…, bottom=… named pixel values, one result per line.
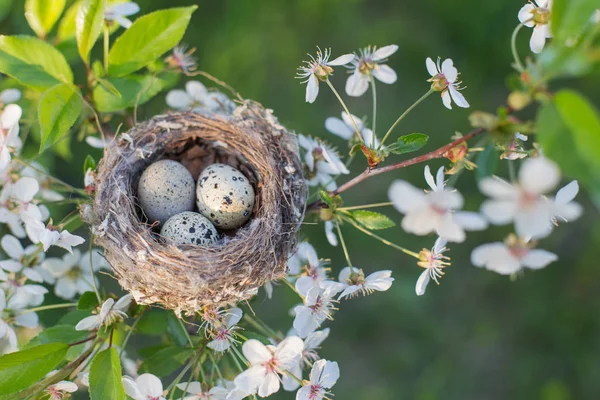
left=3, top=0, right=600, bottom=399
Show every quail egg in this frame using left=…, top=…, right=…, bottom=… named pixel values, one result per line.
left=160, top=211, right=218, bottom=245
left=196, top=164, right=255, bottom=229
left=137, top=160, right=195, bottom=225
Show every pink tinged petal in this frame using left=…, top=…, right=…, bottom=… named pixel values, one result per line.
left=234, top=366, right=266, bottom=394
left=306, top=74, right=319, bottom=103
left=345, top=69, right=369, bottom=97
left=424, top=165, right=437, bottom=191
left=15, top=311, right=38, bottom=328
left=75, top=315, right=101, bottom=331
left=415, top=269, right=431, bottom=296
left=440, top=59, right=458, bottom=83
left=136, top=373, right=164, bottom=397
left=296, top=386, right=313, bottom=400
left=325, top=117, right=353, bottom=140
left=401, top=209, right=438, bottom=236
left=521, top=249, right=558, bottom=269
left=388, top=180, right=426, bottom=214
left=372, top=44, right=398, bottom=61
left=166, top=90, right=192, bottom=109
left=530, top=25, right=547, bottom=53
left=0, top=104, right=22, bottom=129
left=324, top=221, right=338, bottom=246
left=2, top=234, right=24, bottom=259
left=341, top=112, right=364, bottom=132
left=518, top=4, right=536, bottom=26
left=519, top=157, right=560, bottom=194
left=13, top=177, right=39, bottom=203
left=258, top=372, right=280, bottom=397
left=372, top=64, right=397, bottom=84
left=242, top=339, right=272, bottom=364
left=441, top=90, right=452, bottom=109
left=453, top=212, right=488, bottom=231
left=122, top=376, right=144, bottom=399
left=328, top=53, right=355, bottom=66
left=481, top=200, right=518, bottom=225
left=556, top=181, right=579, bottom=204
left=448, top=85, right=469, bottom=108
left=479, top=177, right=518, bottom=199
left=435, top=213, right=466, bottom=242
left=425, top=57, right=438, bottom=76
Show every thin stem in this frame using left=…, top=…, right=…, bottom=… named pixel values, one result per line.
left=511, top=23, right=526, bottom=72
left=167, top=351, right=201, bottom=394
left=339, top=202, right=393, bottom=211
left=120, top=306, right=145, bottom=356
left=103, top=25, right=109, bottom=73
left=344, top=216, right=420, bottom=258
left=282, top=278, right=303, bottom=299
left=178, top=317, right=195, bottom=348
left=370, top=77, right=377, bottom=148
left=18, top=302, right=77, bottom=314
left=378, top=89, right=434, bottom=149
left=507, top=159, right=517, bottom=183
left=325, top=79, right=363, bottom=143
left=89, top=237, right=102, bottom=304
left=335, top=220, right=353, bottom=268
left=13, top=157, right=88, bottom=196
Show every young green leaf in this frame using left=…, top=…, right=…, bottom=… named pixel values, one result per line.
left=57, top=0, right=82, bottom=42
left=26, top=325, right=89, bottom=348
left=76, top=0, right=107, bottom=64
left=89, top=348, right=126, bottom=400
left=108, top=6, right=197, bottom=76
left=77, top=290, right=99, bottom=310
left=552, top=0, right=598, bottom=41
left=138, top=346, right=194, bottom=377
left=349, top=143, right=362, bottom=156
left=25, top=0, right=66, bottom=38
left=475, top=142, right=500, bottom=182
left=92, top=74, right=166, bottom=112
left=38, top=84, right=83, bottom=152
left=97, top=78, right=121, bottom=97
left=0, top=35, right=74, bottom=91
left=0, top=343, right=69, bottom=395
left=318, top=190, right=335, bottom=206
left=350, top=210, right=396, bottom=230
left=387, top=133, right=428, bottom=155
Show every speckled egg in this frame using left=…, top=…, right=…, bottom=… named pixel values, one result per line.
left=137, top=160, right=195, bottom=225
left=196, top=164, right=255, bottom=230
left=160, top=211, right=218, bottom=245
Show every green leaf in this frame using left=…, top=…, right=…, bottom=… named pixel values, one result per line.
left=475, top=142, right=500, bottom=181
left=108, top=6, right=197, bottom=77
left=38, top=83, right=83, bottom=152
left=0, top=343, right=68, bottom=395
left=0, top=0, right=15, bottom=22
left=318, top=190, right=334, bottom=206
left=89, top=348, right=126, bottom=400
left=97, top=78, right=121, bottom=97
left=57, top=1, right=82, bottom=42
left=349, top=143, right=362, bottom=157
left=167, top=313, right=189, bottom=347
left=387, top=133, right=428, bottom=155
left=137, top=310, right=169, bottom=336
left=0, top=35, right=73, bottom=91
left=552, top=0, right=598, bottom=41
left=25, top=0, right=66, bottom=38
left=76, top=0, right=107, bottom=63
left=537, top=90, right=600, bottom=205
left=350, top=210, right=395, bottom=230
left=58, top=309, right=92, bottom=326
left=139, top=346, right=194, bottom=377
left=28, top=325, right=88, bottom=347
left=78, top=291, right=99, bottom=310
left=92, top=74, right=166, bottom=112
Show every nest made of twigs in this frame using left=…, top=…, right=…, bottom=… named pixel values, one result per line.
left=86, top=102, right=307, bottom=315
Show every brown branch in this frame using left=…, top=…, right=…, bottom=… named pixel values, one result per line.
left=307, top=127, right=486, bottom=210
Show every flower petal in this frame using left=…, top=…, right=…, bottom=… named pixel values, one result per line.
left=481, top=200, right=518, bottom=225
left=328, top=53, right=355, bottom=66
left=415, top=269, right=431, bottom=296
left=441, top=59, right=458, bottom=83
left=518, top=4, right=536, bottom=26
left=306, top=74, right=319, bottom=103
left=1, top=234, right=23, bottom=259
left=372, top=45, right=398, bottom=61
left=435, top=213, right=466, bottom=242
left=165, top=89, right=192, bottom=109
left=426, top=57, right=438, bottom=76
left=530, top=25, right=547, bottom=53
left=186, top=81, right=208, bottom=101
left=388, top=180, right=426, bottom=214
left=372, top=64, right=397, bottom=84
left=453, top=212, right=488, bottom=231
left=441, top=90, right=452, bottom=109
left=242, top=339, right=272, bottom=364
left=521, top=249, right=558, bottom=269
left=555, top=181, right=579, bottom=204
left=345, top=69, right=369, bottom=97
left=325, top=117, right=353, bottom=140
left=519, top=157, right=560, bottom=195
left=136, top=373, right=164, bottom=397
left=448, top=85, right=469, bottom=108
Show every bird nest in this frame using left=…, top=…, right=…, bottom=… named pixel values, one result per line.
left=86, top=102, right=307, bottom=315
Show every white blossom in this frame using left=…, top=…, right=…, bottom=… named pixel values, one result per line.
left=105, top=2, right=140, bottom=29
left=293, top=284, right=343, bottom=338
left=122, top=373, right=166, bottom=400
left=471, top=235, right=557, bottom=275
left=0, top=104, right=22, bottom=171
left=518, top=0, right=553, bottom=53
left=45, top=380, right=78, bottom=400
left=22, top=212, right=85, bottom=253
left=479, top=157, right=581, bottom=240
left=296, top=359, right=339, bottom=400
left=297, top=48, right=354, bottom=103
left=388, top=165, right=487, bottom=242
left=75, top=294, right=133, bottom=331
left=298, top=135, right=349, bottom=190
left=426, top=57, right=469, bottom=109
left=337, top=267, right=393, bottom=300
left=167, top=44, right=197, bottom=73
left=324, top=221, right=338, bottom=247
left=233, top=336, right=304, bottom=397
left=415, top=237, right=450, bottom=296
left=176, top=382, right=228, bottom=400
left=0, top=289, right=18, bottom=351
left=345, top=45, right=398, bottom=97
left=0, top=234, right=44, bottom=282
left=288, top=327, right=330, bottom=368
left=0, top=89, right=21, bottom=105
left=325, top=112, right=378, bottom=147
left=85, top=136, right=106, bottom=149
left=166, top=81, right=235, bottom=115
left=207, top=307, right=243, bottom=352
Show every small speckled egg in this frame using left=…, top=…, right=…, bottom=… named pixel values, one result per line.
left=196, top=164, right=255, bottom=230
left=137, top=160, right=195, bottom=225
left=160, top=211, right=218, bottom=245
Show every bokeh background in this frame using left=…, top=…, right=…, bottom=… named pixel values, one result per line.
left=2, top=0, right=600, bottom=399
